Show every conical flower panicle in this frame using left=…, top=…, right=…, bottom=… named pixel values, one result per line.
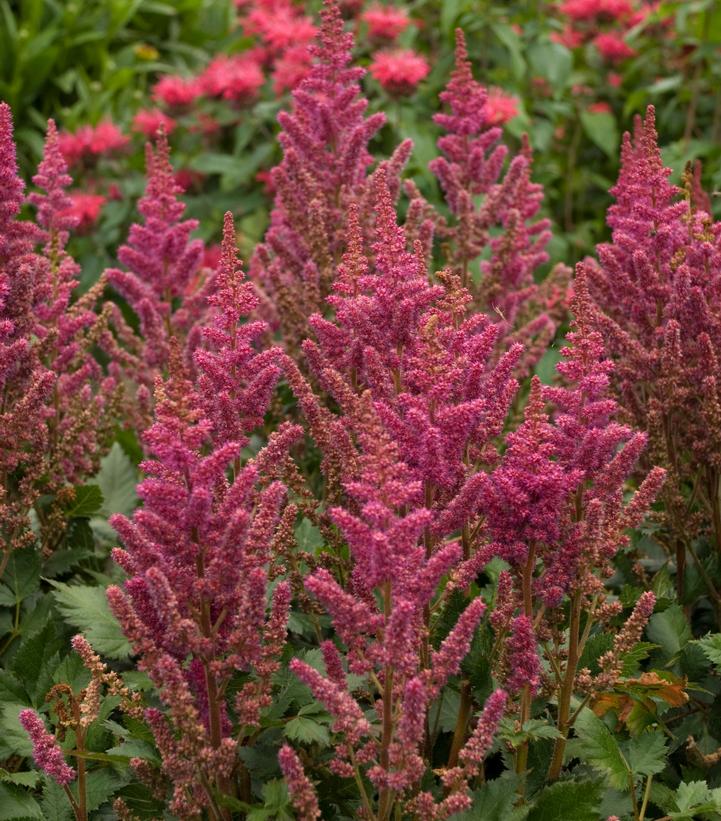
left=254, top=0, right=388, bottom=352
left=106, top=130, right=205, bottom=372
left=429, top=31, right=560, bottom=373
left=107, top=346, right=300, bottom=816
left=586, top=104, right=721, bottom=567
left=194, top=211, right=281, bottom=448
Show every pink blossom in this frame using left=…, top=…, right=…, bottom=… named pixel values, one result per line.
left=278, top=746, right=321, bottom=820
left=61, top=192, right=106, bottom=230
left=486, top=88, right=520, bottom=125
left=551, top=26, right=585, bottom=48
left=362, top=5, right=411, bottom=40
left=559, top=0, right=633, bottom=20
left=19, top=710, right=76, bottom=786
left=272, top=44, right=314, bottom=93
left=593, top=32, right=636, bottom=61
left=369, top=49, right=430, bottom=94
left=132, top=108, right=177, bottom=137
left=588, top=101, right=612, bottom=114
left=89, top=120, right=129, bottom=154
left=244, top=3, right=318, bottom=53
left=199, top=55, right=265, bottom=102
left=57, top=120, right=128, bottom=166
left=152, top=74, right=202, bottom=107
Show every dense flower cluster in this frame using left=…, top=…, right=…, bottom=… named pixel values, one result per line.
left=1, top=2, right=691, bottom=818
left=585, top=105, right=721, bottom=604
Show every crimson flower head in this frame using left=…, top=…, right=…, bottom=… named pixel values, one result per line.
left=362, top=5, right=412, bottom=40
left=199, top=55, right=265, bottom=102
left=485, top=88, right=520, bottom=125
left=152, top=74, right=202, bottom=108
left=593, top=32, right=636, bottom=61
left=369, top=49, right=430, bottom=95
left=132, top=108, right=177, bottom=138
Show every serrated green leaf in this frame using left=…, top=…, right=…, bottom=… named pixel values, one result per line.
left=0, top=548, right=41, bottom=606
left=51, top=582, right=131, bottom=659
left=64, top=485, right=103, bottom=518
left=39, top=777, right=73, bottom=821
left=626, top=731, right=667, bottom=778
left=12, top=621, right=62, bottom=703
left=528, top=780, right=602, bottom=821
left=675, top=780, right=715, bottom=813
left=105, top=739, right=160, bottom=764
left=94, top=443, right=138, bottom=518
left=284, top=716, right=330, bottom=747
left=0, top=704, right=34, bottom=758
left=453, top=773, right=527, bottom=821
left=573, top=709, right=630, bottom=791
left=695, top=633, right=721, bottom=670
left=0, top=782, right=43, bottom=820
left=81, top=769, right=125, bottom=812
left=647, top=605, right=692, bottom=660
left=0, top=769, right=40, bottom=787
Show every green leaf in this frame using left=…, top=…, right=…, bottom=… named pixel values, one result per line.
left=528, top=780, right=603, bottom=821
left=63, top=485, right=103, bottom=519
left=0, top=783, right=43, bottom=820
left=284, top=716, right=330, bottom=747
left=675, top=780, right=714, bottom=812
left=622, top=642, right=659, bottom=676
left=39, top=777, right=73, bottom=821
left=94, top=443, right=138, bottom=518
left=491, top=23, right=526, bottom=81
left=695, top=633, right=721, bottom=670
left=0, top=770, right=40, bottom=787
left=580, top=110, right=619, bottom=159
left=12, top=621, right=62, bottom=703
left=51, top=582, right=131, bottom=659
left=647, top=604, right=692, bottom=660
left=528, top=41, right=572, bottom=88
left=453, top=773, right=526, bottom=821
left=627, top=731, right=667, bottom=778
left=294, top=518, right=323, bottom=553
left=573, top=709, right=630, bottom=791
left=105, top=739, right=159, bottom=764
left=0, top=548, right=41, bottom=606
left=81, top=769, right=125, bottom=812
left=0, top=704, right=34, bottom=759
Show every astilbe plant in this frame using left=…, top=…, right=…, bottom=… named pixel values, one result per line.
left=279, top=390, right=507, bottom=820
left=106, top=128, right=206, bottom=382
left=100, top=217, right=303, bottom=819
left=423, top=30, right=569, bottom=372
left=273, top=162, right=525, bottom=817
left=584, top=104, right=721, bottom=616
left=20, top=634, right=143, bottom=821
left=0, top=104, right=135, bottom=571
left=252, top=0, right=415, bottom=353
left=475, top=267, right=665, bottom=784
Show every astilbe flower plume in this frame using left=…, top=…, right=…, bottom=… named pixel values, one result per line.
left=104, top=346, right=301, bottom=818
left=427, top=30, right=567, bottom=372
left=584, top=105, right=721, bottom=606
left=297, top=169, right=521, bottom=548
left=106, top=129, right=205, bottom=376
left=0, top=102, right=51, bottom=563
left=281, top=390, right=506, bottom=819
left=19, top=709, right=76, bottom=787
left=194, top=211, right=281, bottom=447
left=0, top=106, right=134, bottom=567
left=475, top=266, right=665, bottom=779
left=252, top=0, right=391, bottom=352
